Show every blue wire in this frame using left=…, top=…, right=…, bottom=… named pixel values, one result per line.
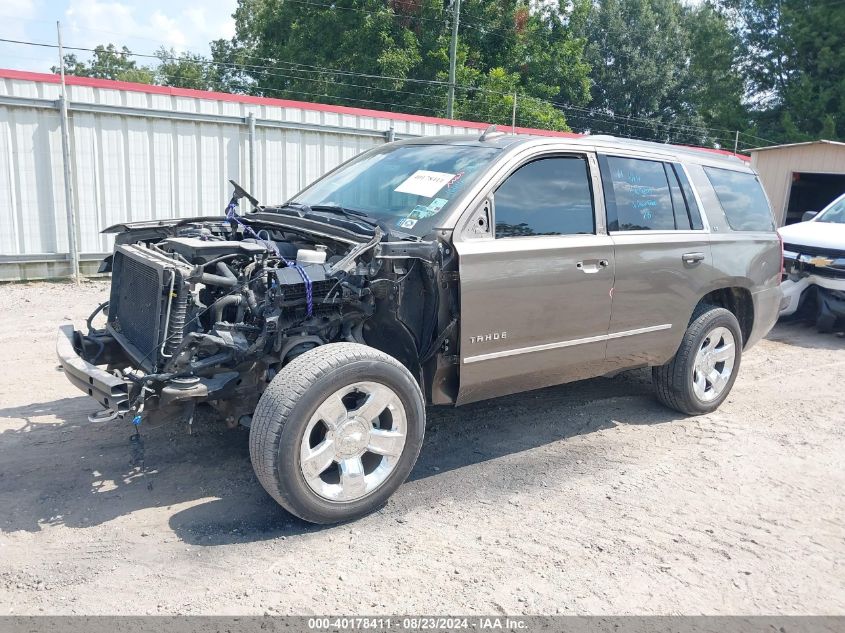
left=226, top=201, right=314, bottom=317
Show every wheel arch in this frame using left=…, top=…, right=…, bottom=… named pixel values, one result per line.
left=695, top=287, right=754, bottom=348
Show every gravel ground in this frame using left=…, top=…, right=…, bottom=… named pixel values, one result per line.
left=0, top=279, right=843, bottom=616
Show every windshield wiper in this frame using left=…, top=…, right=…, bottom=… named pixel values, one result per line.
left=273, top=202, right=378, bottom=226
left=309, top=204, right=382, bottom=227
left=271, top=202, right=415, bottom=239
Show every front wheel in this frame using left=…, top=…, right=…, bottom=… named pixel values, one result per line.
left=653, top=305, right=743, bottom=415
left=249, top=343, right=425, bottom=524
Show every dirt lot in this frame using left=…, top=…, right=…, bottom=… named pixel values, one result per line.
left=0, top=279, right=843, bottom=616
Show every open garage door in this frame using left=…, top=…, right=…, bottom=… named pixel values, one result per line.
left=785, top=172, right=845, bottom=224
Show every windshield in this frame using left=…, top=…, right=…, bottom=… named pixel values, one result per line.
left=817, top=196, right=845, bottom=224
left=290, top=144, right=501, bottom=235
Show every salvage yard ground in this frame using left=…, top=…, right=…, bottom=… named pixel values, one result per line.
left=0, top=280, right=843, bottom=615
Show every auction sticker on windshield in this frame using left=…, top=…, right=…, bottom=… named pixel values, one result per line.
left=394, top=170, right=455, bottom=197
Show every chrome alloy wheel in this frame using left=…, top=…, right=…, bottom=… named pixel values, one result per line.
left=299, top=381, right=407, bottom=502
left=692, top=326, right=737, bottom=402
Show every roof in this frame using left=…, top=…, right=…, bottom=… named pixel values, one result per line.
left=397, top=133, right=750, bottom=168
left=0, top=68, right=750, bottom=162
left=587, top=134, right=748, bottom=165
left=749, top=140, right=845, bottom=153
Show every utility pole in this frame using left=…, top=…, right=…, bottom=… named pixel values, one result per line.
left=511, top=92, right=517, bottom=134
left=734, top=130, right=740, bottom=155
left=248, top=112, right=257, bottom=194
left=446, top=0, right=461, bottom=119
left=57, top=21, right=80, bottom=284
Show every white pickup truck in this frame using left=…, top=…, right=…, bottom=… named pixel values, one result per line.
left=779, top=193, right=845, bottom=331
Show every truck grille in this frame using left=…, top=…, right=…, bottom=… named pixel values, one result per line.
left=107, top=245, right=190, bottom=371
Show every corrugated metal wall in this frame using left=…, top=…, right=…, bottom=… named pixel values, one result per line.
left=0, top=70, right=515, bottom=280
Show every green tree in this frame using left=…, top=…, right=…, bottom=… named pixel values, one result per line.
left=778, top=0, right=845, bottom=141
left=720, top=0, right=845, bottom=142
left=52, top=44, right=155, bottom=84
left=582, top=0, right=710, bottom=144
left=685, top=3, right=749, bottom=139
left=52, top=43, right=232, bottom=92
left=224, top=0, right=592, bottom=130
left=155, top=47, right=220, bottom=90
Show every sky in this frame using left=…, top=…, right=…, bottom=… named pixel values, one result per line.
left=0, top=0, right=238, bottom=74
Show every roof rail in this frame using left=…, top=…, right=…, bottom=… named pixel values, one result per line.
left=587, top=134, right=747, bottom=163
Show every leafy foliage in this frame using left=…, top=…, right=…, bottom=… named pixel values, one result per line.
left=51, top=0, right=845, bottom=146
left=716, top=0, right=845, bottom=142
left=581, top=0, right=707, bottom=144
left=52, top=45, right=154, bottom=84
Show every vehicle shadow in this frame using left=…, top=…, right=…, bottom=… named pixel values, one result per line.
left=768, top=320, right=845, bottom=350
left=0, top=369, right=680, bottom=545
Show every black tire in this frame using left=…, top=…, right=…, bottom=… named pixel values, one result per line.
left=653, top=304, right=743, bottom=415
left=249, top=343, right=425, bottom=524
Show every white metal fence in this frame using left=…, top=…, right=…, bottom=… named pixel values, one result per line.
left=0, top=69, right=566, bottom=281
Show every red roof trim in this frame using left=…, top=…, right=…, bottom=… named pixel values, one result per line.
left=0, top=68, right=579, bottom=137
left=0, top=68, right=748, bottom=160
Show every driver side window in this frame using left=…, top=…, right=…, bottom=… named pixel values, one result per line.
left=494, top=156, right=595, bottom=238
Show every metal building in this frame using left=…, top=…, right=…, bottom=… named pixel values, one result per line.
left=750, top=140, right=845, bottom=226
left=0, top=68, right=577, bottom=281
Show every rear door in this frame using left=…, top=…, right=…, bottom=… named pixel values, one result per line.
left=598, top=153, right=713, bottom=366
left=454, top=149, right=615, bottom=404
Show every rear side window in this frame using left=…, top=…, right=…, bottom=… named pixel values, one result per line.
left=703, top=167, right=774, bottom=231
left=601, top=156, right=704, bottom=231
left=494, top=156, right=594, bottom=238
left=601, top=157, right=673, bottom=230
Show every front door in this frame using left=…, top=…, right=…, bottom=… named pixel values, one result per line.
left=454, top=152, right=615, bottom=404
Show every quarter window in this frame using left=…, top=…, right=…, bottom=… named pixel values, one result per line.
left=494, top=157, right=595, bottom=238
left=703, top=167, right=775, bottom=231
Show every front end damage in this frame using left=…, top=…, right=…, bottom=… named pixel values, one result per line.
left=781, top=242, right=845, bottom=332
left=57, top=195, right=456, bottom=428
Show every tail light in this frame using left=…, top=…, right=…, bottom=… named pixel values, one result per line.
left=778, top=231, right=785, bottom=280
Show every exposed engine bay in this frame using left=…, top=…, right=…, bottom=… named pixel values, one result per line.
left=69, top=183, right=458, bottom=427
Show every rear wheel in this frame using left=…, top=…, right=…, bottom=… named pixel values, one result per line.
left=249, top=343, right=425, bottom=524
left=653, top=305, right=743, bottom=415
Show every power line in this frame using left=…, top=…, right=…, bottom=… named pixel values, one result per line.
left=0, top=35, right=758, bottom=149
left=2, top=35, right=725, bottom=138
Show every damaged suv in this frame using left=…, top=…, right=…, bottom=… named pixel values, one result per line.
left=779, top=192, right=845, bottom=331
left=58, top=133, right=782, bottom=523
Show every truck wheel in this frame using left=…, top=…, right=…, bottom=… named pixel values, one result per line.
left=249, top=343, right=425, bottom=524
left=653, top=304, right=743, bottom=416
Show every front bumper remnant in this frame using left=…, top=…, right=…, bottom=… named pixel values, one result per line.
left=780, top=275, right=845, bottom=317
left=56, top=323, right=130, bottom=413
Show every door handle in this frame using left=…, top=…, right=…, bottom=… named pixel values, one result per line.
left=576, top=259, right=610, bottom=273
left=682, top=252, right=705, bottom=264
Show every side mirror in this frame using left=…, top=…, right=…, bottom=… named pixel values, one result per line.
left=802, top=210, right=819, bottom=222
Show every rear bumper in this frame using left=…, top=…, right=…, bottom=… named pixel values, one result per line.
left=56, top=323, right=130, bottom=412
left=747, top=285, right=783, bottom=349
